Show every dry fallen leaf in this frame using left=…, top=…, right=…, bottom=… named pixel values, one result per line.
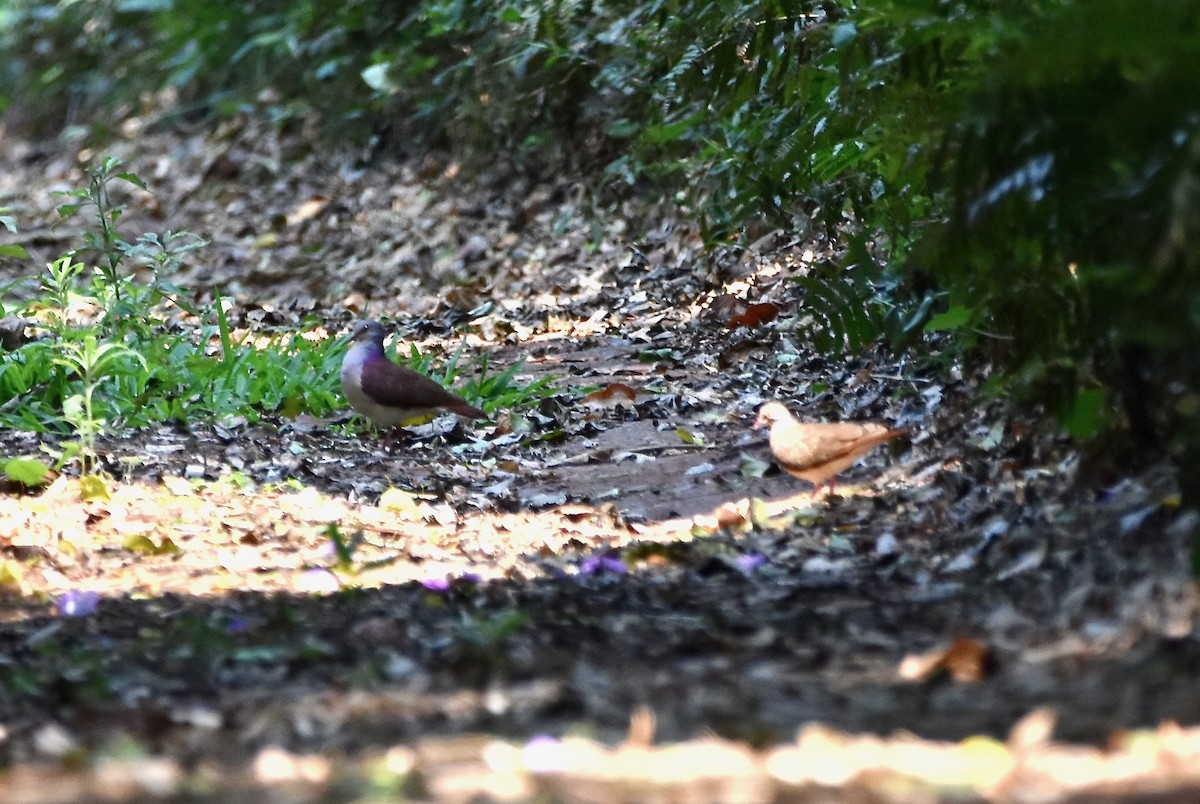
left=713, top=500, right=750, bottom=529
left=725, top=302, right=781, bottom=329
left=286, top=195, right=328, bottom=227
left=582, top=383, right=638, bottom=408
left=898, top=637, right=993, bottom=683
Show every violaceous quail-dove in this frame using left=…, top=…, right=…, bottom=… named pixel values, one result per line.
left=754, top=401, right=906, bottom=492
left=341, top=320, right=485, bottom=427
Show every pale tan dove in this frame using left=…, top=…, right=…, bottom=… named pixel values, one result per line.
left=753, top=401, right=907, bottom=492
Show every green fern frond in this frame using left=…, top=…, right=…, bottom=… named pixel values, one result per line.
left=792, top=265, right=886, bottom=354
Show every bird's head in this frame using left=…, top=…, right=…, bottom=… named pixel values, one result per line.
left=349, top=319, right=386, bottom=344
left=754, top=401, right=790, bottom=430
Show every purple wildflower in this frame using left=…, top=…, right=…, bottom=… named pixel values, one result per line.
left=421, top=576, right=451, bottom=591
left=734, top=552, right=767, bottom=573
left=579, top=556, right=627, bottom=575
left=421, top=571, right=483, bottom=592
left=57, top=590, right=101, bottom=617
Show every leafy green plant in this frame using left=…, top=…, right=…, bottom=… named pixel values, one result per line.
left=51, top=334, right=146, bottom=475
left=52, top=157, right=202, bottom=329
left=467, top=355, right=557, bottom=413
left=0, top=206, right=28, bottom=259
left=3, top=457, right=50, bottom=488
left=2, top=255, right=151, bottom=474
left=323, top=523, right=362, bottom=574
left=2, top=0, right=402, bottom=138
left=162, top=304, right=345, bottom=425
left=53, top=157, right=145, bottom=297
left=793, top=248, right=891, bottom=356
left=0, top=163, right=343, bottom=446
left=36, top=255, right=88, bottom=336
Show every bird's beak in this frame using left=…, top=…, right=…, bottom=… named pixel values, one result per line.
left=753, top=415, right=767, bottom=430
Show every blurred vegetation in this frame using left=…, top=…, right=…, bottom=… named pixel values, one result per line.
left=0, top=160, right=547, bottom=487
left=2, top=0, right=1199, bottom=508
left=903, top=1, right=1200, bottom=505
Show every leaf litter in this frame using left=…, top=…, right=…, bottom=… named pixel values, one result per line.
left=0, top=112, right=1198, bottom=801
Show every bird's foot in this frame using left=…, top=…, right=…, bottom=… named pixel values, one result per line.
left=809, top=482, right=835, bottom=502
left=383, top=427, right=412, bottom=452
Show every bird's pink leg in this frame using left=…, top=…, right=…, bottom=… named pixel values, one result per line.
left=807, top=479, right=834, bottom=500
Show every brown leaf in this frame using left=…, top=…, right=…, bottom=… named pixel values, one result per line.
left=556, top=504, right=599, bottom=520
left=714, top=501, right=749, bottom=529
left=941, top=637, right=992, bottom=682
left=898, top=637, right=993, bottom=683
left=341, top=292, right=368, bottom=313
left=582, top=383, right=638, bottom=408
left=286, top=195, right=328, bottom=227
left=725, top=302, right=781, bottom=330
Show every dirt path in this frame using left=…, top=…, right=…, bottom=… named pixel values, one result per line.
left=1, top=115, right=1199, bottom=801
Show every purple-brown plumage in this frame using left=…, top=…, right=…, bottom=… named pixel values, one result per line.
left=341, top=320, right=485, bottom=427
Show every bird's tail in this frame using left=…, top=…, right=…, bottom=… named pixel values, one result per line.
left=450, top=401, right=487, bottom=420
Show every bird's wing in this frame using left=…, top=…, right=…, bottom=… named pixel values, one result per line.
left=774, top=421, right=900, bottom=468
left=359, top=358, right=461, bottom=409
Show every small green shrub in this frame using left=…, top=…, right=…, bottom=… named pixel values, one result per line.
left=0, top=163, right=340, bottom=458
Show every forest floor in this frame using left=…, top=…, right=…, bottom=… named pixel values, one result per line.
left=1, top=112, right=1199, bottom=802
